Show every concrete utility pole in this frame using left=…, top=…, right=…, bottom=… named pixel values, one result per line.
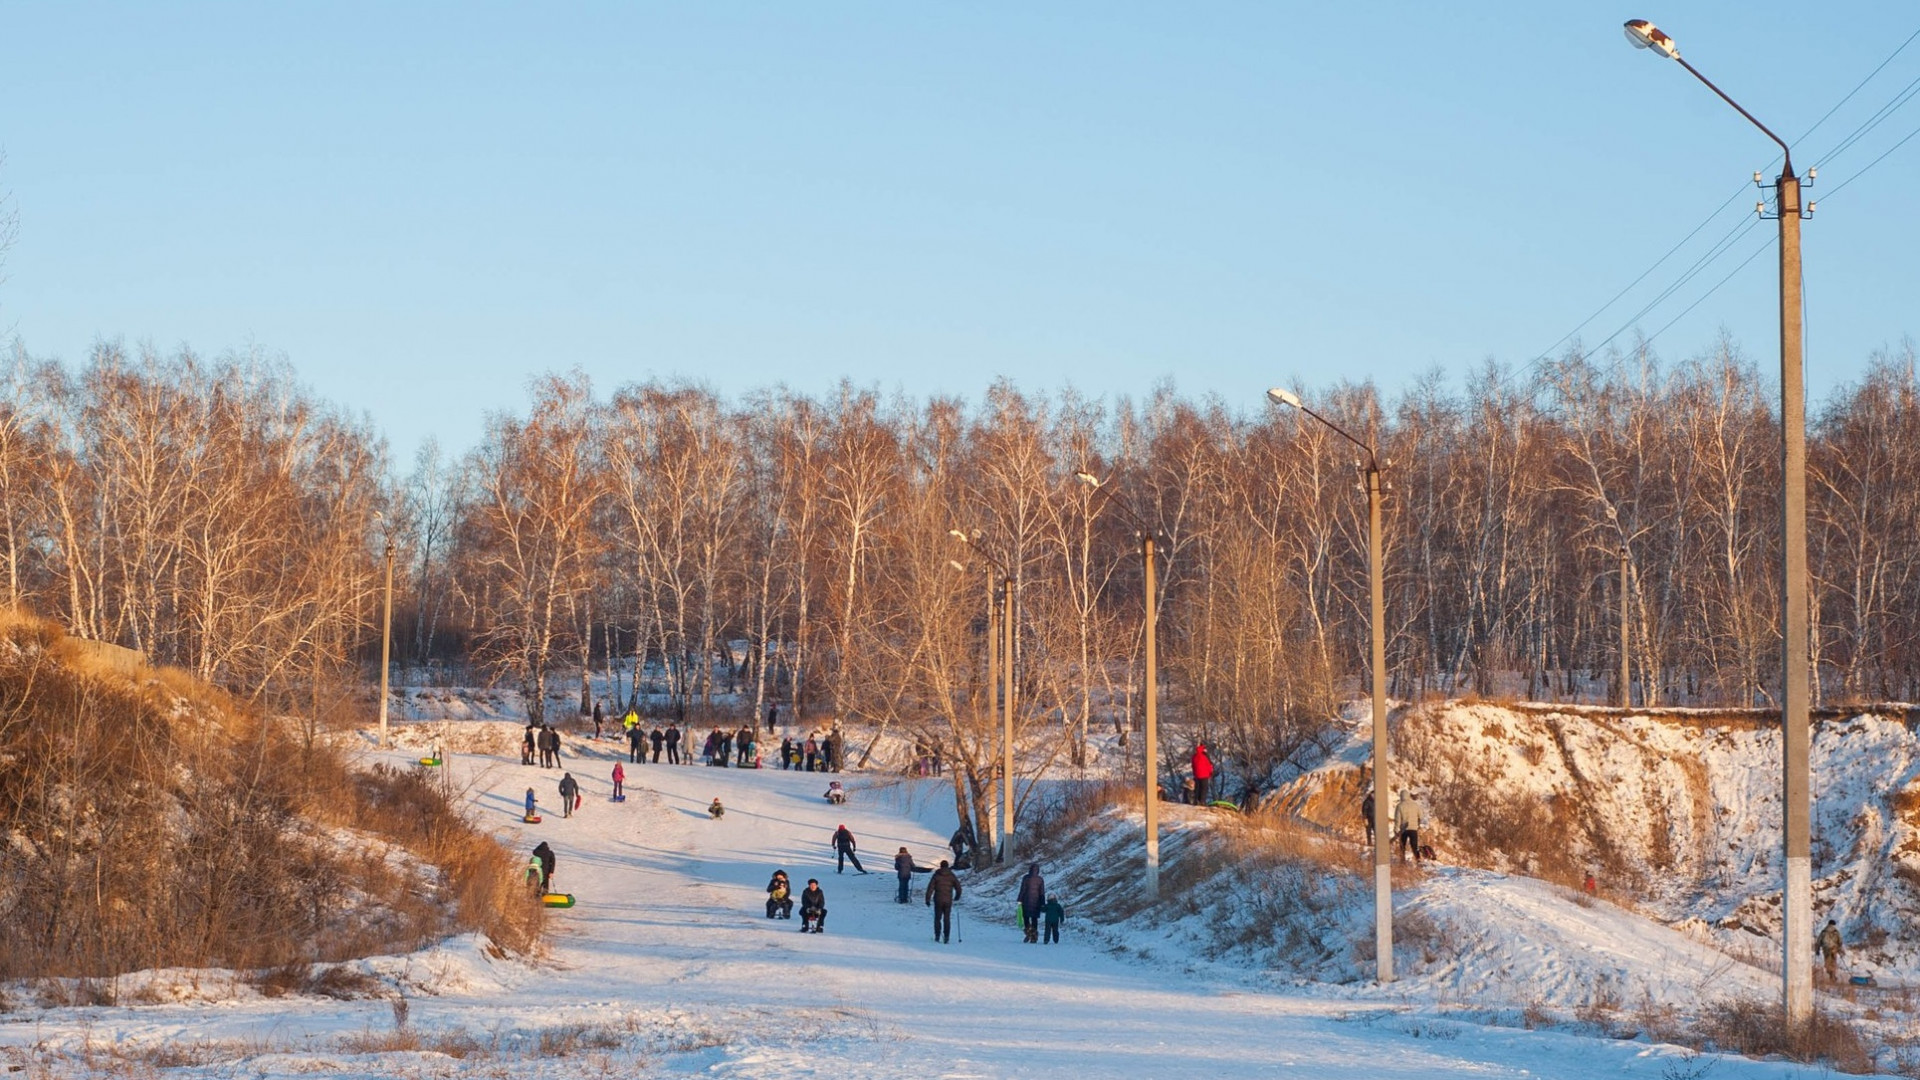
left=951, top=529, right=1019, bottom=864
left=1620, top=546, right=1631, bottom=709
left=1267, top=388, right=1393, bottom=982
left=1076, top=470, right=1162, bottom=897
left=1624, top=17, right=1814, bottom=1028
left=378, top=536, right=395, bottom=749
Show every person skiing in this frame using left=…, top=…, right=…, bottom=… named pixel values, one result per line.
left=708, top=797, right=725, bottom=819
left=799, top=879, right=826, bottom=932
left=1395, top=789, right=1428, bottom=864
left=1361, top=789, right=1376, bottom=845
left=664, top=724, right=681, bottom=764
left=1016, top=863, right=1046, bottom=943
left=1042, top=894, right=1065, bottom=944
left=523, top=787, right=538, bottom=821
left=1817, top=919, right=1845, bottom=982
left=531, top=841, right=555, bottom=891
left=830, top=824, right=867, bottom=874
left=650, top=725, right=665, bottom=764
left=894, top=846, right=920, bottom=904
left=611, top=762, right=625, bottom=801
left=765, top=870, right=794, bottom=919
left=1191, top=742, right=1215, bottom=805
left=925, top=859, right=962, bottom=943
left=558, top=772, right=579, bottom=818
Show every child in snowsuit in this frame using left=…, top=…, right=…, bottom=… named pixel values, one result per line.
left=708, top=797, right=725, bottom=819
left=524, top=787, right=538, bottom=821
left=611, top=762, right=625, bottom=800
left=1042, top=895, right=1065, bottom=944
left=824, top=781, right=846, bottom=804
left=799, top=879, right=826, bottom=932
left=766, top=870, right=793, bottom=919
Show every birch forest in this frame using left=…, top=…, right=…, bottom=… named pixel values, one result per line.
left=6, top=337, right=1920, bottom=801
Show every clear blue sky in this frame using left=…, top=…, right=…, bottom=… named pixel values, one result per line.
left=5, top=3, right=1918, bottom=465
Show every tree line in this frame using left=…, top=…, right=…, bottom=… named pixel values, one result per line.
left=6, top=336, right=1920, bottom=831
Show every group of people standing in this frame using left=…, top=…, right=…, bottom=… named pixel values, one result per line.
left=778, top=728, right=843, bottom=772
left=523, top=723, right=565, bottom=768
left=1359, top=787, right=1431, bottom=864
left=623, top=716, right=683, bottom=764
left=701, top=725, right=759, bottom=767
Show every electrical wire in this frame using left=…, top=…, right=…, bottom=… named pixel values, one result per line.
left=1644, top=234, right=1777, bottom=347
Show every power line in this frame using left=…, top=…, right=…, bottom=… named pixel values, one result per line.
left=1645, top=233, right=1777, bottom=346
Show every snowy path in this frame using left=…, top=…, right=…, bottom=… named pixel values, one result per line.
left=2, top=735, right=1878, bottom=1078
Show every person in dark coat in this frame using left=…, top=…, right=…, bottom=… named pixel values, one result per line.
left=1361, top=790, right=1376, bottom=845
left=1016, top=863, right=1046, bottom=943
left=948, top=819, right=976, bottom=866
left=925, top=860, right=962, bottom=943
left=780, top=737, right=794, bottom=771
left=558, top=772, right=579, bottom=818
left=765, top=870, right=793, bottom=919
left=830, top=825, right=867, bottom=874
left=736, top=726, right=753, bottom=767
left=799, top=879, right=826, bottom=932
left=1042, top=894, right=1065, bottom=944
left=766, top=703, right=779, bottom=733
left=665, top=724, right=681, bottom=764
left=650, top=726, right=665, bottom=763
left=591, top=701, right=603, bottom=740
left=627, top=723, right=646, bottom=764
left=522, top=724, right=536, bottom=766
left=804, top=736, right=819, bottom=772
left=531, top=841, right=555, bottom=891
left=894, top=846, right=921, bottom=904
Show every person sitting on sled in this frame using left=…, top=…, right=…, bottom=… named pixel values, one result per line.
left=766, top=870, right=794, bottom=919
left=824, top=780, right=846, bottom=804
left=708, top=797, right=725, bottom=819
left=523, top=787, right=538, bottom=820
left=799, top=879, right=827, bottom=932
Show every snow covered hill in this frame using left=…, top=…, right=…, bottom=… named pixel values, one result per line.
left=4, top=709, right=1913, bottom=1077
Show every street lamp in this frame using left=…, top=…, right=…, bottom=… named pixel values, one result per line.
left=1623, top=17, right=1813, bottom=1028
left=1266, top=386, right=1394, bottom=983
left=1075, top=470, right=1162, bottom=897
left=950, top=528, right=1017, bottom=863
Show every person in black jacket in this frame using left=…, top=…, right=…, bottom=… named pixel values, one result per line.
left=627, top=723, right=646, bottom=764
left=558, top=772, right=579, bottom=818
left=799, top=879, right=826, bottom=932
left=664, top=724, right=681, bottom=764
left=649, top=726, right=665, bottom=763
left=925, top=860, right=962, bottom=943
left=765, top=870, right=793, bottom=919
left=1016, top=863, right=1045, bottom=943
left=830, top=825, right=867, bottom=874
left=780, top=736, right=794, bottom=771
left=532, top=841, right=556, bottom=891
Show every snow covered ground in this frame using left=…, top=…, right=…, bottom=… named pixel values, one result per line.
left=2, top=718, right=1907, bottom=1077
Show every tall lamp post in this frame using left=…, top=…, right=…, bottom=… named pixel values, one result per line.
left=378, top=534, right=395, bottom=750
left=1267, top=387, right=1393, bottom=983
left=1075, top=471, right=1161, bottom=897
left=950, top=529, right=1017, bottom=863
left=1623, top=18, right=1813, bottom=1027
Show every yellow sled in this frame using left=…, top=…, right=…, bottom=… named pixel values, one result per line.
left=541, top=893, right=575, bottom=908
left=418, top=756, right=443, bottom=767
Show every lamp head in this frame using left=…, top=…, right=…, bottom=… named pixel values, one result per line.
left=948, top=559, right=967, bottom=573
left=1623, top=19, right=1679, bottom=61
left=1074, top=471, right=1101, bottom=489
left=948, top=529, right=969, bottom=543
left=1266, top=387, right=1303, bottom=410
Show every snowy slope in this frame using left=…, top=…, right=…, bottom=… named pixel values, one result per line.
left=2, top=716, right=1906, bottom=1078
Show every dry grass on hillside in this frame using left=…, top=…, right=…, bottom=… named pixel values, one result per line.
left=0, top=609, right=543, bottom=983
